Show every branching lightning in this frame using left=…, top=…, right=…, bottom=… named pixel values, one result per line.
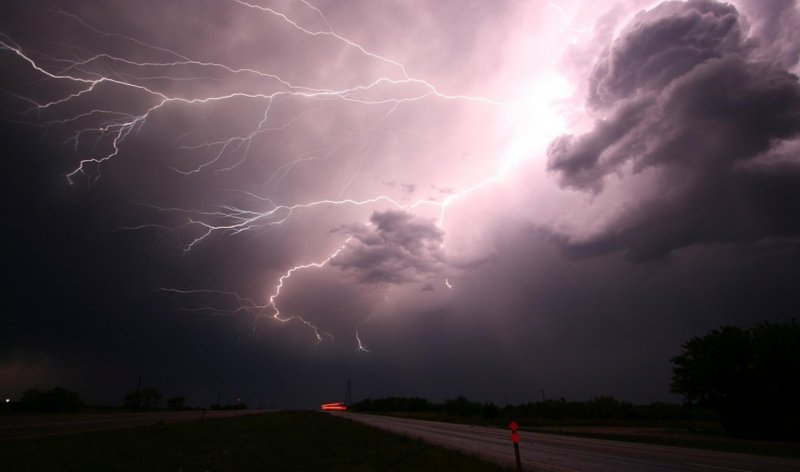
left=1, top=0, right=571, bottom=350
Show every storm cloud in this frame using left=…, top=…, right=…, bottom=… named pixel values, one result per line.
left=547, top=0, right=800, bottom=259
left=333, top=211, right=445, bottom=285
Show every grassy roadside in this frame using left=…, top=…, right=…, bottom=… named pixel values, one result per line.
left=353, top=411, right=800, bottom=459
left=0, top=411, right=510, bottom=471
left=526, top=428, right=800, bottom=459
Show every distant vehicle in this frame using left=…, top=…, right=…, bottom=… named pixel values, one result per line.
left=321, top=401, right=347, bottom=411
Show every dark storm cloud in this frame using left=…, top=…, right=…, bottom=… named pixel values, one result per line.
left=545, top=95, right=653, bottom=190
left=587, top=0, right=746, bottom=109
left=547, top=0, right=800, bottom=259
left=332, top=210, right=444, bottom=284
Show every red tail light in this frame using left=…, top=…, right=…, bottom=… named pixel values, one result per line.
left=321, top=402, right=348, bottom=411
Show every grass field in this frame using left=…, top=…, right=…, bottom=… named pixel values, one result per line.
left=0, top=411, right=509, bottom=471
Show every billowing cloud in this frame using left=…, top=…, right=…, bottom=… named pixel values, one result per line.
left=547, top=0, right=800, bottom=259
left=588, top=0, right=746, bottom=109
left=332, top=210, right=445, bottom=284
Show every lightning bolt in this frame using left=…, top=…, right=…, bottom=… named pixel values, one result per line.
left=1, top=0, right=568, bottom=349
left=264, top=237, right=353, bottom=343
left=355, top=294, right=391, bottom=353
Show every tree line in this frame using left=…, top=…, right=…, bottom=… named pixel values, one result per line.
left=351, top=395, right=714, bottom=423
left=5, top=386, right=247, bottom=413
left=354, top=320, right=799, bottom=440
left=6, top=320, right=797, bottom=439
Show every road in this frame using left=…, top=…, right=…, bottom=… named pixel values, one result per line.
left=0, top=409, right=266, bottom=441
left=334, top=413, right=800, bottom=472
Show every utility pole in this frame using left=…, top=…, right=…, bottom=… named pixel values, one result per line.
left=345, top=379, right=352, bottom=406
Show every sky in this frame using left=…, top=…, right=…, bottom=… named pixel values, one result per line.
left=2, top=0, right=799, bottom=409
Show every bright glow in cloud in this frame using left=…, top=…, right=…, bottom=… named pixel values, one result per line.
left=499, top=72, right=574, bottom=177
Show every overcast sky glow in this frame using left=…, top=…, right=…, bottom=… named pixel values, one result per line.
left=2, top=0, right=800, bottom=408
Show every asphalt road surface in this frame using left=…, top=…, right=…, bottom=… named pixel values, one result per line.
left=335, top=412, right=800, bottom=472
left=0, top=409, right=266, bottom=441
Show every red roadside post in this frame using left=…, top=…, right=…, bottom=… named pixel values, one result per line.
left=509, top=420, right=523, bottom=471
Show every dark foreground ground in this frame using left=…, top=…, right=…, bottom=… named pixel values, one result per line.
left=0, top=411, right=508, bottom=471
left=0, top=410, right=263, bottom=441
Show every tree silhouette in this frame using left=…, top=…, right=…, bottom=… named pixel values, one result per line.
left=124, top=387, right=163, bottom=409
left=20, top=387, right=83, bottom=412
left=166, top=395, right=186, bottom=410
left=671, top=321, right=800, bottom=439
